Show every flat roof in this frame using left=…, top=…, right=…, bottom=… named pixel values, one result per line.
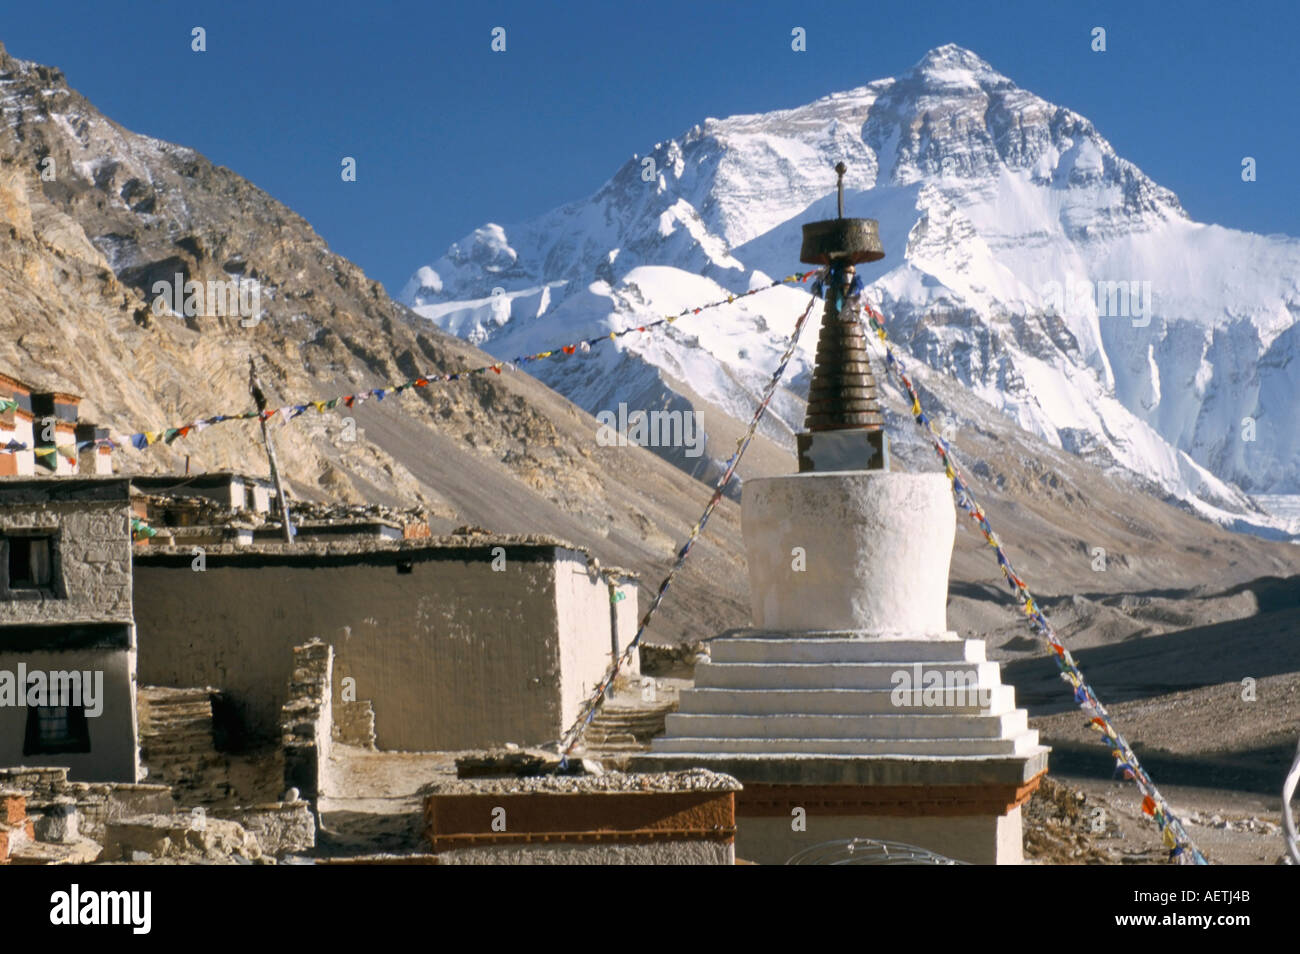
left=0, top=476, right=133, bottom=503
left=130, top=472, right=274, bottom=490
left=132, top=532, right=611, bottom=569
left=0, top=477, right=638, bottom=579
left=0, top=474, right=273, bottom=498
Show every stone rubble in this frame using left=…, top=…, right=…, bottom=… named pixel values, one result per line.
left=422, top=768, right=741, bottom=796
left=1185, top=810, right=1282, bottom=835
left=103, top=813, right=262, bottom=862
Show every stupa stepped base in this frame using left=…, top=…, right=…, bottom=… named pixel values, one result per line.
left=633, top=631, right=1047, bottom=864
left=680, top=685, right=1017, bottom=716
left=693, top=659, right=1001, bottom=691
left=651, top=733, right=1039, bottom=757
left=658, top=633, right=1040, bottom=759
left=710, top=632, right=986, bottom=663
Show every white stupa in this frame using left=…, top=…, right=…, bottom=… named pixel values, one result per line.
left=633, top=170, right=1049, bottom=864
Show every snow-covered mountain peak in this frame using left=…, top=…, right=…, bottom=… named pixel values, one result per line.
left=400, top=47, right=1300, bottom=526
left=902, top=43, right=1010, bottom=90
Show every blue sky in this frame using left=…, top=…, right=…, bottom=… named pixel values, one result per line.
left=1, top=0, right=1296, bottom=294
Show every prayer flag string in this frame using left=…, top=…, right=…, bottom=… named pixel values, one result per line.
left=557, top=294, right=819, bottom=763
left=857, top=297, right=1206, bottom=865
left=0, top=272, right=819, bottom=458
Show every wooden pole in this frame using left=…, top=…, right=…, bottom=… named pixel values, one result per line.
left=248, top=357, right=295, bottom=544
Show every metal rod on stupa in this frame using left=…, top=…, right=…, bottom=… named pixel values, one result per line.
left=796, top=161, right=890, bottom=473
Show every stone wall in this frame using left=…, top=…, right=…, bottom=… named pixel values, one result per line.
left=137, top=686, right=233, bottom=805
left=0, top=766, right=173, bottom=846
left=213, top=801, right=315, bottom=855
left=333, top=697, right=377, bottom=749
left=281, top=639, right=332, bottom=806
left=134, top=543, right=623, bottom=750
left=0, top=479, right=133, bottom=625
left=0, top=760, right=317, bottom=860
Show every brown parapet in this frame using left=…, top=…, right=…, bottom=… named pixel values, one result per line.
left=424, top=790, right=736, bottom=852
left=736, top=771, right=1046, bottom=819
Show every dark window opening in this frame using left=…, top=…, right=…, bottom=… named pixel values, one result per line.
left=208, top=691, right=242, bottom=753
left=24, top=705, right=91, bottom=755
left=6, top=535, right=53, bottom=589
left=397, top=561, right=414, bottom=575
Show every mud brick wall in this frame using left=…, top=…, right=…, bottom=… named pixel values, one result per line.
left=135, top=544, right=621, bottom=750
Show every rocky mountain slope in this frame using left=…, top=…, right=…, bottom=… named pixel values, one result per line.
left=402, top=44, right=1300, bottom=534
left=2, top=39, right=1298, bottom=653
left=0, top=40, right=753, bottom=643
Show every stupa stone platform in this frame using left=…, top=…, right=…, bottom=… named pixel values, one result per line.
left=631, top=473, right=1048, bottom=865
